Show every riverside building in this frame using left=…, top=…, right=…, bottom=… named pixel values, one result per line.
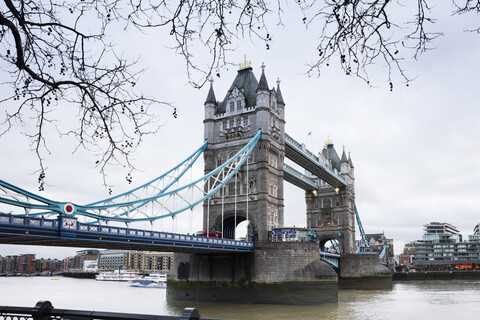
left=97, top=250, right=174, bottom=272
left=414, top=222, right=480, bottom=270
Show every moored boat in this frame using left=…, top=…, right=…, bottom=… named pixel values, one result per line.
left=128, top=274, right=167, bottom=288
left=95, top=270, right=139, bottom=281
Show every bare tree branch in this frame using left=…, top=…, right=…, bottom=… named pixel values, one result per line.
left=0, top=0, right=479, bottom=190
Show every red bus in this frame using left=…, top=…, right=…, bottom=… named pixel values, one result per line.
left=197, top=230, right=223, bottom=238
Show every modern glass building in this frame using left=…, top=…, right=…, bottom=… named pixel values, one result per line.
left=414, top=222, right=480, bottom=269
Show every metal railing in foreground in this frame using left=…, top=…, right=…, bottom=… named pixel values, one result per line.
left=0, top=300, right=227, bottom=320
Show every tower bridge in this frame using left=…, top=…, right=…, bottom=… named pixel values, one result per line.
left=0, top=60, right=391, bottom=305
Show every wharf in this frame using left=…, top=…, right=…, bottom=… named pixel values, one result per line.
left=393, top=271, right=480, bottom=281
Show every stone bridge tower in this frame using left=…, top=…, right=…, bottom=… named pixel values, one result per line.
left=305, top=140, right=356, bottom=254
left=203, top=62, right=285, bottom=241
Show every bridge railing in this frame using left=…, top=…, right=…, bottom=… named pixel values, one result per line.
left=319, top=251, right=340, bottom=268
left=0, top=300, right=226, bottom=320
left=284, top=133, right=346, bottom=184
left=0, top=213, right=253, bottom=250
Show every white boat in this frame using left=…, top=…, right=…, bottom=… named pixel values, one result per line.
left=95, top=270, right=140, bottom=281
left=128, top=274, right=167, bottom=288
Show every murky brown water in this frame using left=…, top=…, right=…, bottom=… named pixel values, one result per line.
left=1, top=277, right=479, bottom=319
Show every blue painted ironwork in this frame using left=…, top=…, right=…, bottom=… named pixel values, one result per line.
left=354, top=203, right=370, bottom=254
left=319, top=252, right=340, bottom=268
left=0, top=130, right=261, bottom=224
left=0, top=213, right=253, bottom=253
left=379, top=244, right=388, bottom=266
left=330, top=239, right=340, bottom=254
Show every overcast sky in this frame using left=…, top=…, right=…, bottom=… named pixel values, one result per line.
left=1, top=2, right=479, bottom=259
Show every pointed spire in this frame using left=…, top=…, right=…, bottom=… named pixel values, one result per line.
left=341, top=149, right=348, bottom=163
left=276, top=78, right=285, bottom=105
left=204, top=77, right=217, bottom=106
left=348, top=151, right=354, bottom=168
left=257, top=62, right=269, bottom=92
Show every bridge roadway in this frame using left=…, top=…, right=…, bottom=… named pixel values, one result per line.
left=0, top=213, right=253, bottom=254
left=284, top=133, right=347, bottom=189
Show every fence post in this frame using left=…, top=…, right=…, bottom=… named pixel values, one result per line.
left=32, top=301, right=53, bottom=320
left=180, top=307, right=200, bottom=320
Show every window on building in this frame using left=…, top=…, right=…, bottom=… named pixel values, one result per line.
left=229, top=101, right=234, bottom=113
left=268, top=154, right=278, bottom=168
left=323, top=199, right=332, bottom=208
left=237, top=100, right=242, bottom=111
left=228, top=182, right=235, bottom=196
left=243, top=117, right=249, bottom=127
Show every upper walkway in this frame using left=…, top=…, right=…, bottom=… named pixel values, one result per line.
left=283, top=163, right=318, bottom=191
left=284, top=133, right=347, bottom=189
left=0, top=213, right=253, bottom=254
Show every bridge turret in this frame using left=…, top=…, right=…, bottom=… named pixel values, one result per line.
left=204, top=79, right=217, bottom=143
left=306, top=139, right=356, bottom=254
left=203, top=60, right=285, bottom=242
left=348, top=153, right=355, bottom=179
left=340, top=149, right=355, bottom=192
left=276, top=79, right=285, bottom=120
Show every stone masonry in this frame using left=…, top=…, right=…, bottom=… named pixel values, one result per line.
left=203, top=63, right=285, bottom=241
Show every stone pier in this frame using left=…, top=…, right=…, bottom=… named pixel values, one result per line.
left=167, top=242, right=338, bottom=305
left=338, top=254, right=392, bottom=289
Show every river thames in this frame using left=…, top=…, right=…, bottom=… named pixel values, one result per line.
left=1, top=277, right=479, bottom=319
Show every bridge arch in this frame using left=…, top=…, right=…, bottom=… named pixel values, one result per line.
left=319, top=237, right=341, bottom=253
left=213, top=212, right=255, bottom=240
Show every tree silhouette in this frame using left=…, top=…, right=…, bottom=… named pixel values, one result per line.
left=0, top=0, right=477, bottom=189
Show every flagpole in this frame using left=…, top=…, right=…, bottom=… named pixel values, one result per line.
left=307, top=131, right=312, bottom=150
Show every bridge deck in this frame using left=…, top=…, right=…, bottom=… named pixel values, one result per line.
left=284, top=133, right=347, bottom=188
left=0, top=214, right=253, bottom=254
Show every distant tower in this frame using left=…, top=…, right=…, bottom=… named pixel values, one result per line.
left=203, top=60, right=285, bottom=241
left=305, top=140, right=356, bottom=253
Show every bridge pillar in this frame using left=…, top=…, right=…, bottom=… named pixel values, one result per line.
left=338, top=254, right=392, bottom=289
left=202, top=63, right=285, bottom=241
left=306, top=142, right=356, bottom=254
left=167, top=242, right=338, bottom=305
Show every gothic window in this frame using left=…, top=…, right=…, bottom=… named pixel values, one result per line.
left=237, top=100, right=242, bottom=111
left=222, top=121, right=226, bottom=131
left=229, top=101, right=235, bottom=113
left=228, top=182, right=235, bottom=196
left=236, top=180, right=241, bottom=194
left=323, top=199, right=332, bottom=208
left=268, top=184, right=278, bottom=197
left=236, top=117, right=241, bottom=127
left=243, top=117, right=249, bottom=127
left=268, top=153, right=278, bottom=168
left=248, top=152, right=255, bottom=164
